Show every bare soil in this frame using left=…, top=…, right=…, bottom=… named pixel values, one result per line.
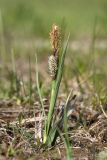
left=0, top=95, right=107, bottom=160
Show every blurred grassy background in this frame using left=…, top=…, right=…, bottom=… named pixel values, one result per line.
left=0, top=2, right=107, bottom=159
left=0, top=0, right=107, bottom=38
left=0, top=0, right=107, bottom=99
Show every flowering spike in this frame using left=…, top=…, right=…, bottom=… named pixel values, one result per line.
left=50, top=24, right=60, bottom=56
left=48, top=55, right=58, bottom=80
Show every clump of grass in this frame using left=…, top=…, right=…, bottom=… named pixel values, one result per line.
left=42, top=25, right=70, bottom=145
left=35, top=24, right=70, bottom=149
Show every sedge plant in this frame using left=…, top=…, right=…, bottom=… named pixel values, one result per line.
left=43, top=24, right=70, bottom=145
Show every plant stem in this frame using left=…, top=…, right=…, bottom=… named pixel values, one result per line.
left=47, top=80, right=56, bottom=132
left=44, top=34, right=70, bottom=144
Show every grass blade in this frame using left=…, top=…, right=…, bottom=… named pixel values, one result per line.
left=63, top=91, right=73, bottom=160
left=28, top=56, right=32, bottom=105
left=35, top=53, right=46, bottom=118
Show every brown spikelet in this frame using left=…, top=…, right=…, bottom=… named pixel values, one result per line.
left=50, top=24, right=60, bottom=55
left=48, top=55, right=58, bottom=80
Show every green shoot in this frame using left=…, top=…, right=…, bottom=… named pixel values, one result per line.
left=43, top=24, right=70, bottom=144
